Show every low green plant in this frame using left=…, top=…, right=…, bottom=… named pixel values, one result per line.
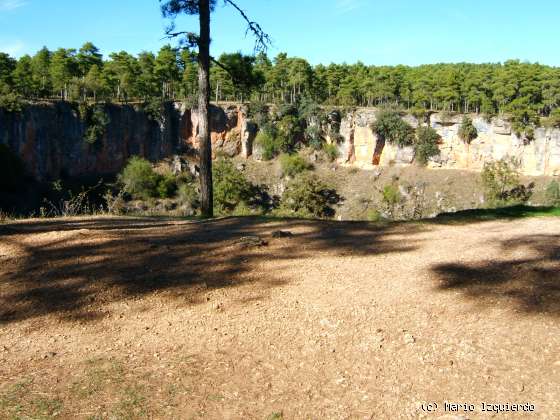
left=414, top=126, right=440, bottom=165
left=410, top=106, right=428, bottom=123
left=323, top=143, right=339, bottom=162
left=0, top=84, right=22, bottom=113
left=212, top=159, right=253, bottom=214
left=177, top=182, right=198, bottom=207
left=156, top=172, right=178, bottom=198
left=371, top=109, right=415, bottom=147
left=119, top=156, right=161, bottom=200
left=276, top=114, right=302, bottom=152
left=458, top=116, right=478, bottom=143
left=481, top=158, right=532, bottom=206
left=280, top=173, right=337, bottom=218
left=279, top=153, right=312, bottom=177
left=545, top=179, right=560, bottom=206
left=382, top=184, right=401, bottom=207
left=246, top=100, right=269, bottom=126
left=142, top=98, right=166, bottom=123
left=305, top=124, right=323, bottom=150
left=366, top=208, right=382, bottom=222
left=548, top=108, right=560, bottom=128
left=255, top=127, right=282, bottom=160
left=83, top=105, right=110, bottom=145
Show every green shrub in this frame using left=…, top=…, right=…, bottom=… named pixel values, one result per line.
left=276, top=114, right=302, bottom=152
left=305, top=125, right=323, bottom=150
left=458, top=116, right=478, bottom=143
left=481, top=158, right=532, bottom=206
left=0, top=84, right=22, bottom=113
left=156, top=172, right=178, bottom=198
left=410, top=107, right=428, bottom=123
left=119, top=156, right=160, bottom=200
left=0, top=144, right=25, bottom=192
left=142, top=98, right=166, bottom=123
left=279, top=153, right=312, bottom=177
left=414, top=126, right=440, bottom=165
left=213, top=159, right=253, bottom=214
left=83, top=105, right=110, bottom=145
left=280, top=173, right=336, bottom=218
left=366, top=208, right=382, bottom=222
left=382, top=184, right=401, bottom=207
left=371, top=109, right=415, bottom=147
left=323, top=143, right=339, bottom=162
left=246, top=100, right=270, bottom=126
left=548, top=108, right=560, bottom=128
left=545, top=180, right=560, bottom=206
left=255, top=127, right=282, bottom=160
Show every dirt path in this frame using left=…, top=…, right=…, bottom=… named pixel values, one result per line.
left=0, top=216, right=559, bottom=419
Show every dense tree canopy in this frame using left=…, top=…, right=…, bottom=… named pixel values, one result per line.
left=2, top=44, right=560, bottom=132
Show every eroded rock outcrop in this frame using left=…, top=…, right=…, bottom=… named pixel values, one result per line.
left=0, top=102, right=253, bottom=181
left=333, top=109, right=560, bottom=176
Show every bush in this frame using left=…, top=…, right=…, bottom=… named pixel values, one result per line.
left=410, top=107, right=428, bottom=123
left=323, top=143, right=339, bottom=162
left=142, top=98, right=166, bottom=123
left=280, top=173, right=337, bottom=218
left=83, top=105, right=110, bottom=145
left=458, top=116, right=478, bottom=144
left=0, top=84, right=22, bottom=113
left=156, top=172, right=178, bottom=198
left=382, top=184, right=401, bottom=207
left=481, top=158, right=532, bottom=206
left=305, top=125, right=323, bottom=150
left=279, top=153, right=312, bottom=177
left=414, top=126, right=440, bottom=165
left=246, top=100, right=270, bottom=126
left=213, top=159, right=253, bottom=214
left=176, top=182, right=199, bottom=214
left=0, top=144, right=25, bottom=192
left=371, top=109, right=415, bottom=147
left=276, top=114, right=302, bottom=152
left=366, top=208, right=382, bottom=222
left=255, top=127, right=282, bottom=160
left=545, top=180, right=560, bottom=206
left=548, top=108, right=560, bottom=128
left=119, top=156, right=161, bottom=200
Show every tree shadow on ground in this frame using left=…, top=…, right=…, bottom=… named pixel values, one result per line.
left=432, top=234, right=560, bottom=316
left=0, top=216, right=424, bottom=325
left=430, top=205, right=560, bottom=225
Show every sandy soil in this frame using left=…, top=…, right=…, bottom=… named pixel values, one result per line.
left=0, top=215, right=559, bottom=419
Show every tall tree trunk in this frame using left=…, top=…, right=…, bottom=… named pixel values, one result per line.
left=198, top=0, right=213, bottom=217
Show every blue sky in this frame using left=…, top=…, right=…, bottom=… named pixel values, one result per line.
left=1, top=0, right=559, bottom=66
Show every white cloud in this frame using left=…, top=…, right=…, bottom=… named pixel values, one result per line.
left=0, top=0, right=27, bottom=12
left=0, top=40, right=24, bottom=56
left=335, top=0, right=364, bottom=14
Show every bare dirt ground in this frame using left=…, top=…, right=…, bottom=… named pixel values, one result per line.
left=0, top=215, right=559, bottom=419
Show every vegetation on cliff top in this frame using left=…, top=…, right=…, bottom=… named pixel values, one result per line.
left=1, top=45, right=560, bottom=135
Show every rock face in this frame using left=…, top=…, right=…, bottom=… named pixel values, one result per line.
left=2, top=103, right=560, bottom=181
left=0, top=102, right=252, bottom=181
left=335, top=109, right=560, bottom=176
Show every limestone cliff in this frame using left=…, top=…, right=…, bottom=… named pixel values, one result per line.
left=334, top=109, right=560, bottom=176
left=0, top=102, right=252, bottom=182
left=2, top=102, right=559, bottom=182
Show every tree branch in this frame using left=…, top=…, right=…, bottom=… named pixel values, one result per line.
left=223, top=0, right=272, bottom=53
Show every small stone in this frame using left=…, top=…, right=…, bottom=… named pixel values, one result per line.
left=404, top=333, right=415, bottom=344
